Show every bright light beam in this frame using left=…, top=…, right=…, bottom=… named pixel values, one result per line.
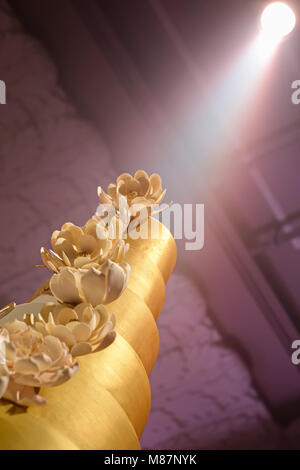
left=254, top=31, right=281, bottom=60
left=157, top=1, right=297, bottom=172
left=255, top=2, right=296, bottom=60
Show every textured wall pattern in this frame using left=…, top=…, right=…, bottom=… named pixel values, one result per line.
left=0, top=0, right=116, bottom=306
left=142, top=273, right=300, bottom=449
left=0, top=0, right=299, bottom=449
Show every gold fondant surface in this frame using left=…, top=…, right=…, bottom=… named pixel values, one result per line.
left=0, top=220, right=176, bottom=449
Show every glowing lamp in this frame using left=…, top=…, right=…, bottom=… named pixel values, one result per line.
left=261, top=2, right=296, bottom=39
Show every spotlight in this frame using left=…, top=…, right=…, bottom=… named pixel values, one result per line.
left=260, top=2, right=296, bottom=40
left=255, top=2, right=296, bottom=59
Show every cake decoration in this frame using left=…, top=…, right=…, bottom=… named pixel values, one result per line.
left=0, top=171, right=167, bottom=407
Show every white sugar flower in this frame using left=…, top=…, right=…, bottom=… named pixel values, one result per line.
left=24, top=302, right=116, bottom=357
left=0, top=320, right=78, bottom=406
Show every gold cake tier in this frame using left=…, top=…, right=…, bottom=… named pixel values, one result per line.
left=0, top=219, right=177, bottom=450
